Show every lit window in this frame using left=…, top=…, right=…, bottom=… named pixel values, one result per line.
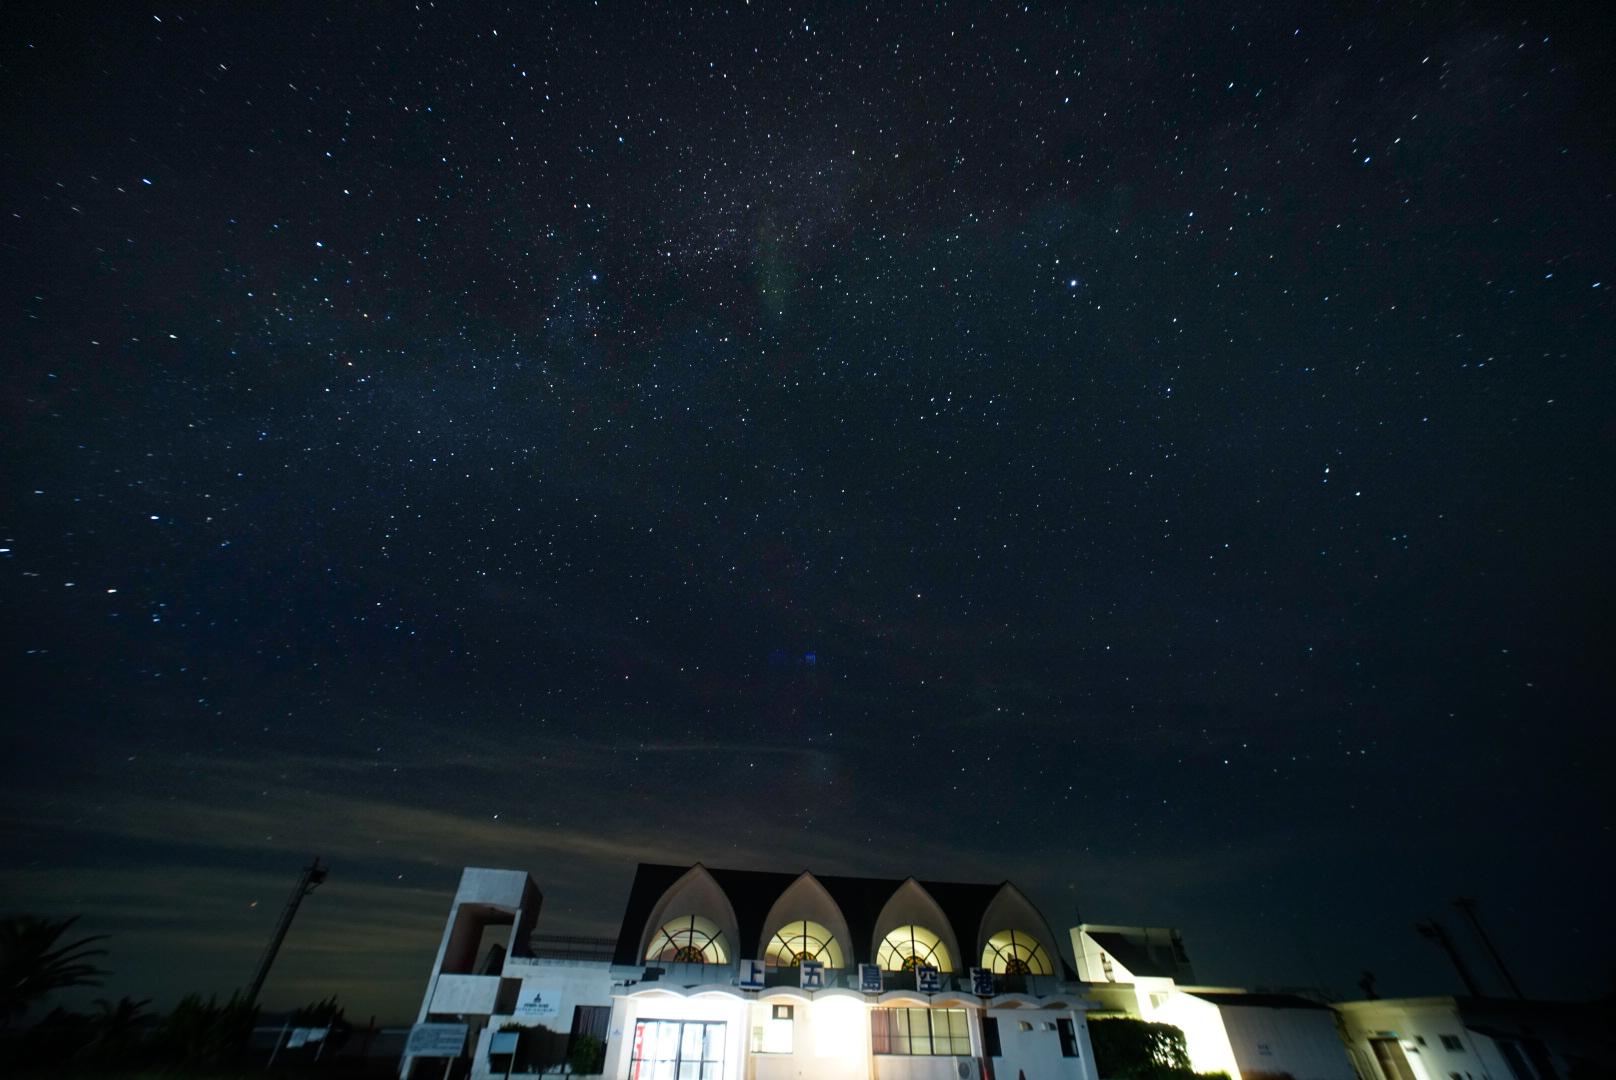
left=876, top=925, right=952, bottom=972
left=981, top=930, right=1054, bottom=975
left=645, top=914, right=729, bottom=964
left=764, top=920, right=845, bottom=969
left=870, top=1009, right=971, bottom=1056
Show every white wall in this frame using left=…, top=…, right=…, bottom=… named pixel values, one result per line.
left=870, top=1055, right=971, bottom=1080
left=749, top=996, right=870, bottom=1080
left=503, top=959, right=616, bottom=1033
left=990, top=1010, right=1094, bottom=1080
left=1216, top=1004, right=1355, bottom=1080
left=594, top=996, right=1101, bottom=1080
left=455, top=868, right=534, bottom=907
left=431, top=974, right=506, bottom=1016
left=447, top=961, right=617, bottom=1080
left=1138, top=991, right=1240, bottom=1078
left=1337, top=1000, right=1516, bottom=1080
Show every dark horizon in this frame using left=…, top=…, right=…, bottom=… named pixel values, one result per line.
left=3, top=3, right=1611, bottom=1023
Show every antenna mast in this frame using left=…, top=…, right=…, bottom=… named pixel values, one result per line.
left=1453, top=897, right=1524, bottom=999
left=246, top=856, right=329, bottom=1007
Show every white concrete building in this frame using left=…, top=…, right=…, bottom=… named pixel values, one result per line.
left=1073, top=924, right=1356, bottom=1080
left=1334, top=996, right=1616, bottom=1080
left=402, top=863, right=1099, bottom=1080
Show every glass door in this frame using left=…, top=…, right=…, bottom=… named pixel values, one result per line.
left=630, top=1020, right=725, bottom=1080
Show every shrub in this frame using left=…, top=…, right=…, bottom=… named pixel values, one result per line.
left=569, top=1032, right=606, bottom=1075
left=1086, top=1017, right=1229, bottom=1080
left=148, top=991, right=258, bottom=1070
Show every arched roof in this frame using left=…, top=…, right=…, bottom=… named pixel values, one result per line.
left=975, top=881, right=1063, bottom=967
left=757, top=871, right=854, bottom=964
left=612, top=863, right=1012, bottom=968
left=870, top=878, right=962, bottom=971
left=634, top=864, right=741, bottom=966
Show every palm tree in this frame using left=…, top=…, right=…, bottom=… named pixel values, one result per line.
left=0, top=915, right=110, bottom=1022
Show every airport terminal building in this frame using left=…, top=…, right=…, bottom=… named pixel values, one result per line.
left=400, top=863, right=1611, bottom=1080
left=401, top=862, right=1099, bottom=1080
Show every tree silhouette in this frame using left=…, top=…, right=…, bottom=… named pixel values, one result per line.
left=78, top=996, right=154, bottom=1063
left=0, top=915, right=109, bottom=1022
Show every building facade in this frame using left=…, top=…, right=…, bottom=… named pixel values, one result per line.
left=401, top=863, right=1097, bottom=1080
left=1074, top=925, right=1356, bottom=1080
left=1335, top=996, right=1616, bottom=1080
left=400, top=866, right=1614, bottom=1080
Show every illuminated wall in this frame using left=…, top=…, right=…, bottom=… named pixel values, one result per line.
left=1139, top=989, right=1241, bottom=1078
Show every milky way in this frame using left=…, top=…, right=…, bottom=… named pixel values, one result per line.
left=2, top=5, right=1611, bottom=1016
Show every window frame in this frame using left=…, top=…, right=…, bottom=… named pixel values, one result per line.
left=981, top=1016, right=1002, bottom=1057
left=981, top=929, right=1055, bottom=975
left=644, top=914, right=730, bottom=965
left=875, top=924, right=953, bottom=973
left=1057, top=1017, right=1080, bottom=1058
left=763, top=919, right=846, bottom=969
left=870, top=1008, right=971, bottom=1056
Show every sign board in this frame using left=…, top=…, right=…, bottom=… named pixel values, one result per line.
left=406, top=1022, right=469, bottom=1058
left=915, top=965, right=942, bottom=993
left=739, top=958, right=766, bottom=990
left=970, top=968, right=995, bottom=996
left=490, top=1031, right=520, bottom=1055
left=514, top=982, right=561, bottom=1021
left=859, top=964, right=883, bottom=993
left=799, top=960, right=825, bottom=990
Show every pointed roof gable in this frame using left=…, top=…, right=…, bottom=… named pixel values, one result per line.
left=612, top=863, right=1013, bottom=968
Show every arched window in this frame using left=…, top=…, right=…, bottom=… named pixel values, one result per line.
left=764, top=920, right=845, bottom=969
left=645, top=915, right=729, bottom=964
left=981, top=930, right=1054, bottom=975
left=876, top=925, right=952, bottom=972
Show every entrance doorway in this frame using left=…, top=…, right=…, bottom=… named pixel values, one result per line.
left=629, top=1020, right=726, bottom=1080
left=1369, top=1038, right=1417, bottom=1080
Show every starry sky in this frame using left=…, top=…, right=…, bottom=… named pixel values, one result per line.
left=3, top=3, right=1612, bottom=1021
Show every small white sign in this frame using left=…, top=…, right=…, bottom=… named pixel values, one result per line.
left=800, top=960, right=825, bottom=989
left=514, top=983, right=560, bottom=1021
left=739, top=958, right=766, bottom=990
left=916, top=965, right=942, bottom=992
left=970, top=967, right=995, bottom=996
left=859, top=964, right=883, bottom=993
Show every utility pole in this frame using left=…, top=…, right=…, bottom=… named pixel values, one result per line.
left=1415, top=919, right=1484, bottom=997
left=246, top=856, right=329, bottom=1007
left=1454, top=897, right=1525, bottom=999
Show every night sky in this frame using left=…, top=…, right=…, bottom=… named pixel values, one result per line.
left=3, top=4, right=1612, bottom=1021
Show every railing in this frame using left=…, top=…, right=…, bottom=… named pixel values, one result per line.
left=630, top=963, right=1068, bottom=999
left=516, top=934, right=617, bottom=962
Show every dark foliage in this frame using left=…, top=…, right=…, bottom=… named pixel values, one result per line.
left=569, top=1032, right=606, bottom=1075
left=1087, top=1017, right=1229, bottom=1080
left=147, top=992, right=259, bottom=1071
left=0, top=915, right=109, bottom=1021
